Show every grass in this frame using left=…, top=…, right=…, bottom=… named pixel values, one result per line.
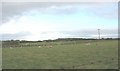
left=2, top=40, right=118, bottom=69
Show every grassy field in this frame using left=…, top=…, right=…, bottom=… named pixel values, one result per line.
left=2, top=40, right=118, bottom=69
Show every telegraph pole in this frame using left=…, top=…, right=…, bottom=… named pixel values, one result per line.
left=98, top=29, right=100, bottom=39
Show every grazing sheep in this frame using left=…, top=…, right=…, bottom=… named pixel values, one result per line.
left=38, top=46, right=41, bottom=48
left=10, top=47, right=13, bottom=49
left=47, top=45, right=53, bottom=48
left=85, top=43, right=91, bottom=45
left=49, top=45, right=52, bottom=48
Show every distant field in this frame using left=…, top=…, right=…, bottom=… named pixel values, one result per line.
left=2, top=40, right=118, bottom=69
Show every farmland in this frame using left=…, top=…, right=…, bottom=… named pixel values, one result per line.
left=2, top=39, right=118, bottom=69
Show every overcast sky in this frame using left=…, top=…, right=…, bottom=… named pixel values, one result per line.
left=0, top=2, right=118, bottom=41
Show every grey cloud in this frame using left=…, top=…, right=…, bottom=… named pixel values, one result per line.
left=1, top=2, right=117, bottom=24
left=2, top=2, right=83, bottom=23
left=2, top=2, right=43, bottom=23
left=2, top=2, right=47, bottom=23
left=2, top=2, right=78, bottom=24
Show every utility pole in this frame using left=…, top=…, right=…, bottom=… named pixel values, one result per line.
left=98, top=29, right=100, bottom=39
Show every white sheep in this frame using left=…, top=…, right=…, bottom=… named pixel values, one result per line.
left=38, top=46, right=41, bottom=48
left=85, top=43, right=91, bottom=45
left=10, top=47, right=13, bottom=49
left=48, top=45, right=52, bottom=48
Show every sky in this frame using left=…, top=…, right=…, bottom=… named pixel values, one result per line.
left=0, top=2, right=118, bottom=41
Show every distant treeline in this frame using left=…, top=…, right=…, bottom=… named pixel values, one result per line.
left=2, top=38, right=119, bottom=42
left=44, top=38, right=118, bottom=42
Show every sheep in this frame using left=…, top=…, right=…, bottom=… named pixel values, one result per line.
left=49, top=45, right=53, bottom=48
left=10, top=47, right=13, bottom=49
left=38, top=46, right=41, bottom=48
left=85, top=43, right=91, bottom=45
left=46, top=45, right=53, bottom=48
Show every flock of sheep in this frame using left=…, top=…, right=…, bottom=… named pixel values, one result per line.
left=9, top=45, right=53, bottom=49
left=38, top=45, right=53, bottom=48
left=9, top=42, right=91, bottom=49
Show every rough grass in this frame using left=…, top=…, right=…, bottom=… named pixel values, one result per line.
left=2, top=40, right=118, bottom=69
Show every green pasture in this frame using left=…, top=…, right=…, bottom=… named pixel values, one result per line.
left=2, top=40, right=118, bottom=69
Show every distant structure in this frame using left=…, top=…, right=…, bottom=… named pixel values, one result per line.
left=98, top=29, right=100, bottom=39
